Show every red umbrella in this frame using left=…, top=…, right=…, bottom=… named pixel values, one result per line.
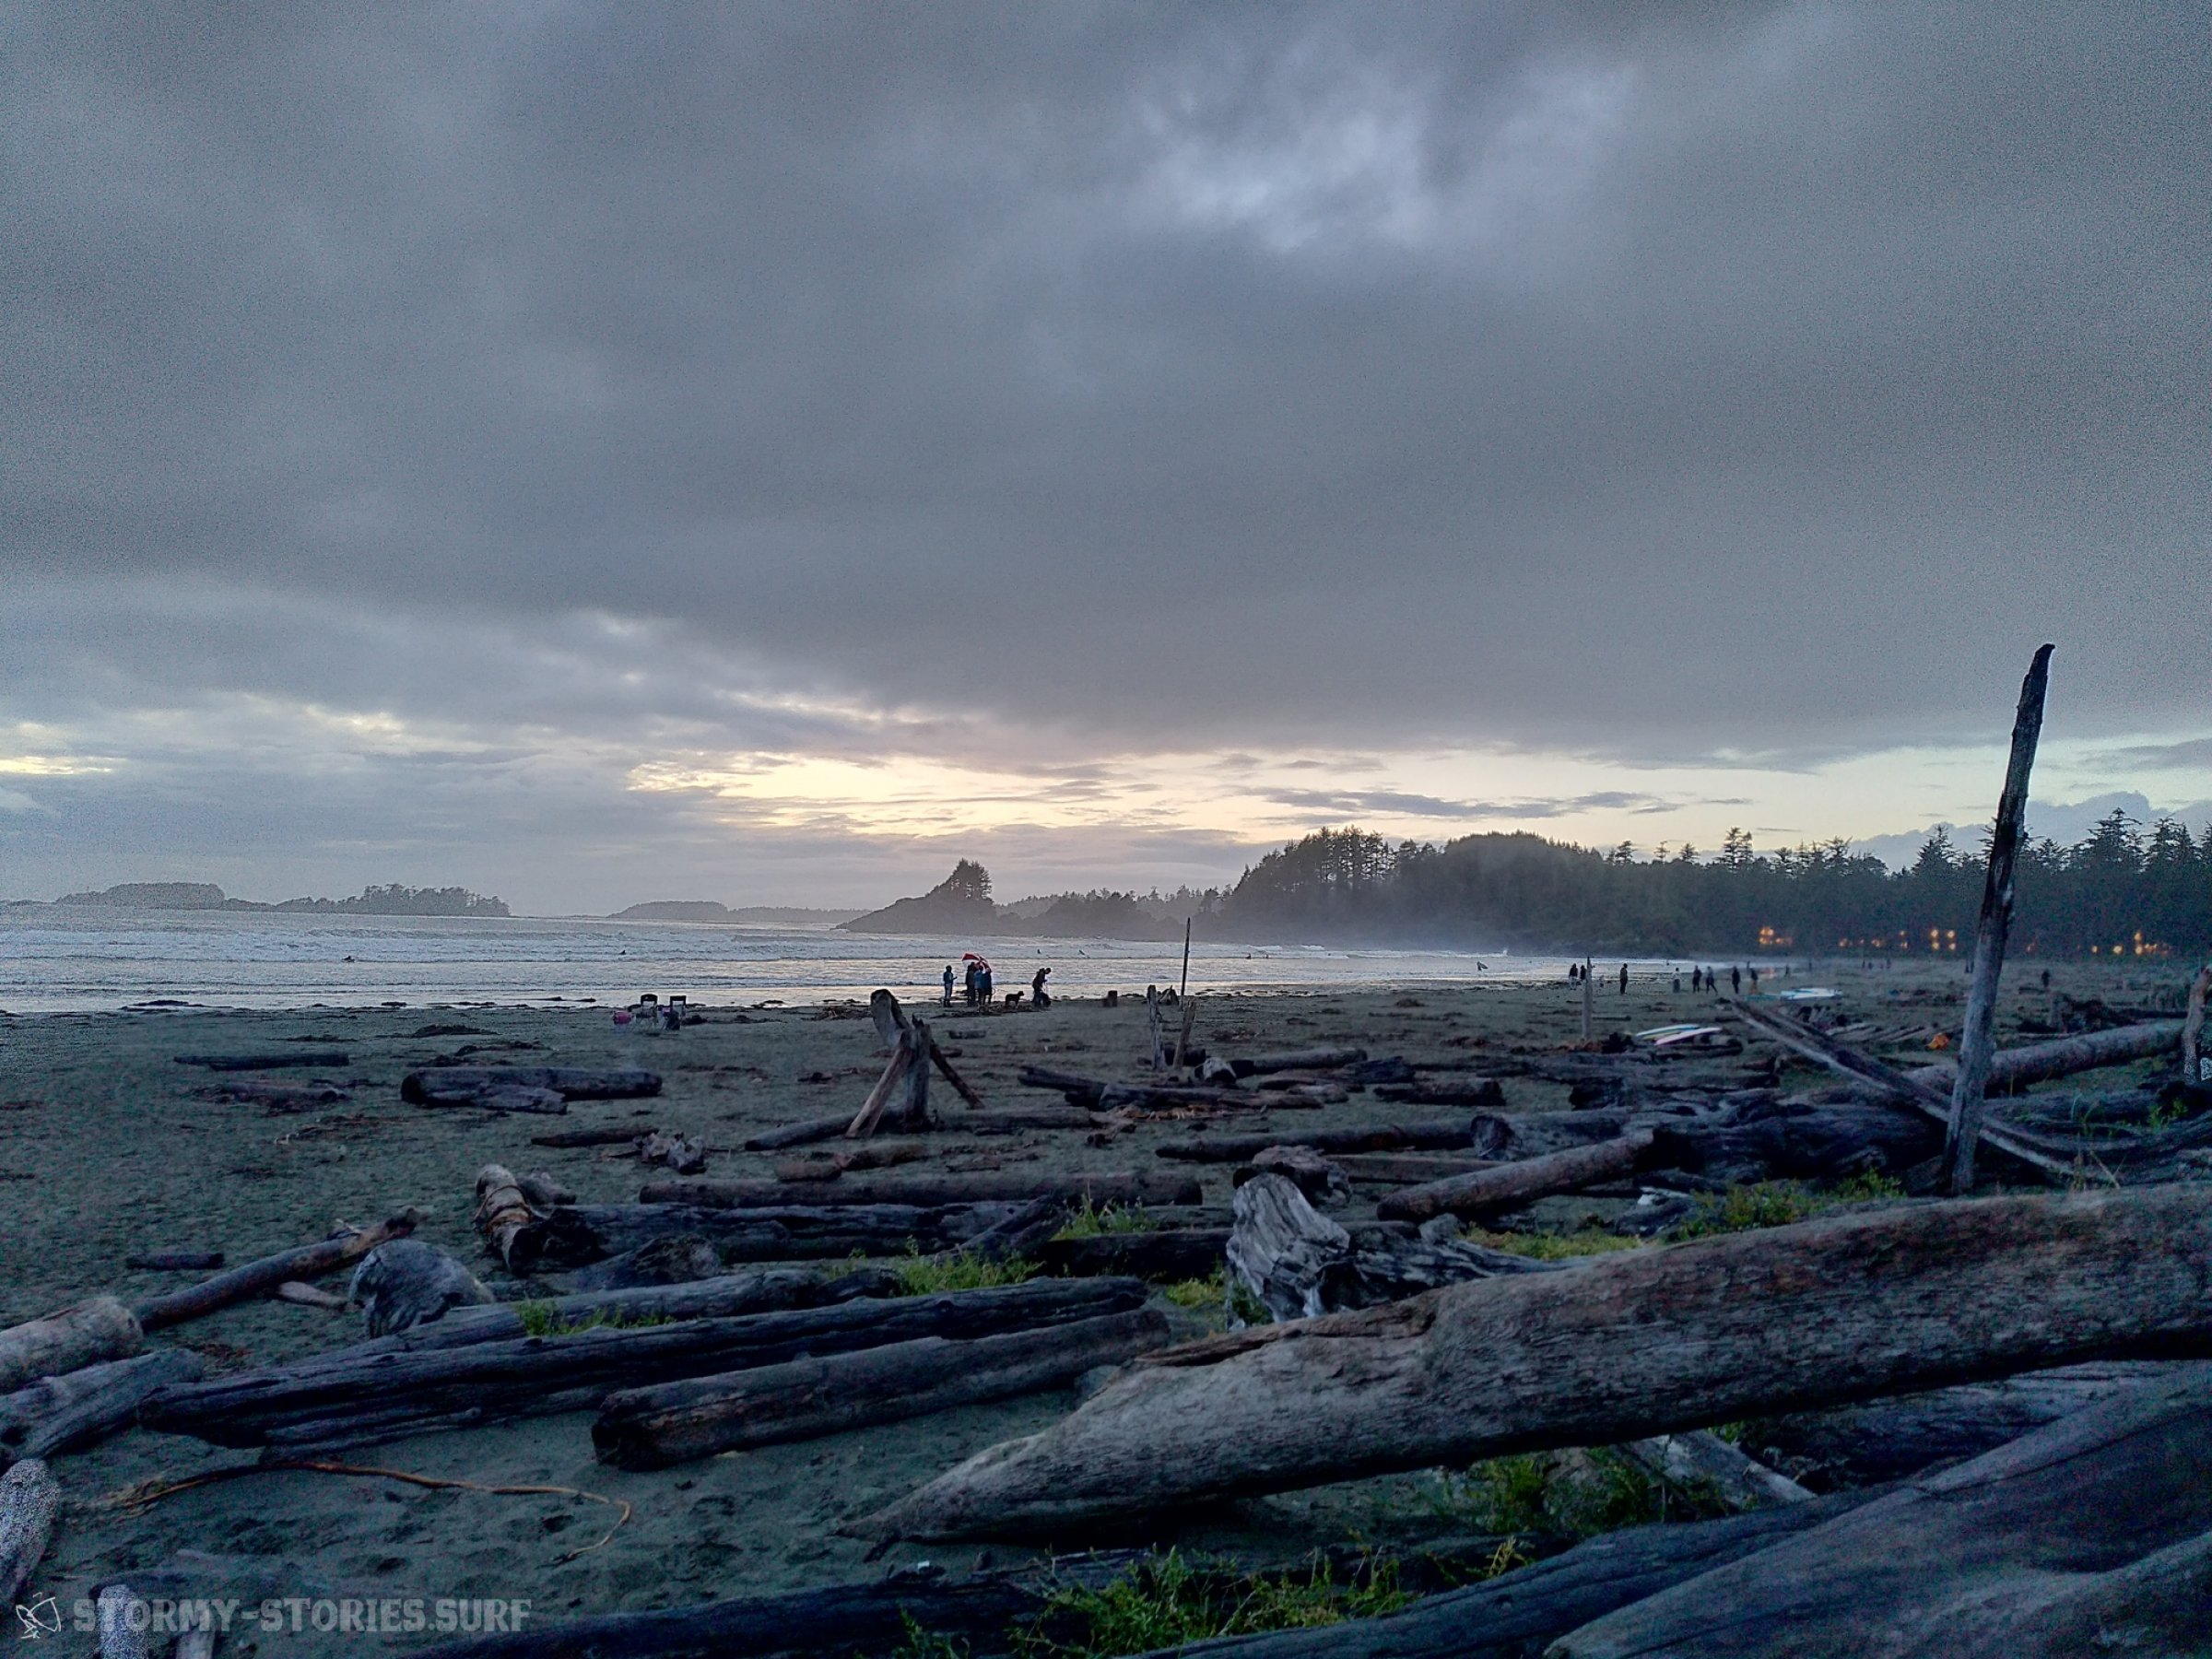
left=961, top=951, right=991, bottom=969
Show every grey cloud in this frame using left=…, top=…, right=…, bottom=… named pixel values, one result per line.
left=1265, top=786, right=1668, bottom=819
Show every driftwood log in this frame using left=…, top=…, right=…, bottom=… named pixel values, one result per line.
left=0, top=1298, right=143, bottom=1394
left=478, top=1200, right=1032, bottom=1272
left=1228, top=1174, right=1554, bottom=1323
left=174, top=1051, right=347, bottom=1070
left=1237, top=1144, right=1349, bottom=1206
left=1156, top=1118, right=1505, bottom=1164
left=97, top=1583, right=146, bottom=1659
left=0, top=1350, right=206, bottom=1469
left=401, top=1065, right=661, bottom=1102
left=594, top=1307, right=1171, bottom=1467
left=1372, top=1080, right=1505, bottom=1107
left=133, top=1213, right=418, bottom=1332
left=560, top=1236, right=724, bottom=1291
left=640, top=1171, right=1201, bottom=1210
left=1377, top=1130, right=1657, bottom=1222
left=1035, top=1230, right=1230, bottom=1282
left=1147, top=1492, right=1870, bottom=1658
left=348, top=1241, right=493, bottom=1336
left=1553, top=1363, right=2212, bottom=1657
left=859, top=1184, right=2212, bottom=1539
left=0, top=1458, right=59, bottom=1603
left=147, top=1277, right=1148, bottom=1453
left=124, top=1251, right=225, bottom=1272
left=1910, top=1020, right=2183, bottom=1092
left=1230, top=1048, right=1368, bottom=1077
left=531, top=1126, right=651, bottom=1148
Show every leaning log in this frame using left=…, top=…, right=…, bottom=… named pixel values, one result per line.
left=147, top=1277, right=1149, bottom=1453
left=639, top=1171, right=1201, bottom=1210
left=856, top=1184, right=2212, bottom=1540
left=0, top=1299, right=143, bottom=1394
left=0, top=1350, right=207, bottom=1469
left=1153, top=1493, right=1872, bottom=1659
left=1155, top=1119, right=1503, bottom=1164
left=1376, top=1130, right=1656, bottom=1223
left=133, top=1213, right=418, bottom=1332
left=1551, top=1363, right=2212, bottom=1657
left=594, top=1308, right=1171, bottom=1467
left=0, top=1458, right=58, bottom=1603
left=399, top=1066, right=661, bottom=1102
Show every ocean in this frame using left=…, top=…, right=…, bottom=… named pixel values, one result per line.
left=0, top=909, right=1610, bottom=1013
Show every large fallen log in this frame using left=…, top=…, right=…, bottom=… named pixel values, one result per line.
left=1228, top=1173, right=1554, bottom=1322
left=359, top=1267, right=900, bottom=1354
left=1551, top=1363, right=2212, bottom=1657
left=639, top=1171, right=1202, bottom=1210
left=1376, top=1130, right=1656, bottom=1223
left=1372, top=1080, right=1505, bottom=1107
left=486, top=1200, right=1028, bottom=1271
left=133, top=1212, right=418, bottom=1331
left=1018, top=1068, right=1253, bottom=1112
left=1910, top=1020, right=2183, bottom=1092
left=1230, top=1048, right=1367, bottom=1077
left=399, top=1065, right=661, bottom=1102
left=857, top=1184, right=2212, bottom=1540
left=146, top=1277, right=1148, bottom=1453
left=1149, top=1492, right=1872, bottom=1659
left=0, top=1458, right=59, bottom=1603
left=0, top=1350, right=206, bottom=1468
left=594, top=1307, right=1171, bottom=1467
left=0, top=1299, right=143, bottom=1394
left=1155, top=1118, right=1504, bottom=1164
left=1035, top=1230, right=1230, bottom=1282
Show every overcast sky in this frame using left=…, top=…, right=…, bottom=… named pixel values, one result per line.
left=3, top=3, right=2206, bottom=912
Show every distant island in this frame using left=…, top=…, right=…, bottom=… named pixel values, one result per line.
left=610, top=900, right=863, bottom=925
left=51, top=881, right=511, bottom=917
left=840, top=861, right=1194, bottom=941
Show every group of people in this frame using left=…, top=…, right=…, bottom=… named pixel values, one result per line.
left=939, top=959, right=1054, bottom=1009
left=1564, top=961, right=1786, bottom=995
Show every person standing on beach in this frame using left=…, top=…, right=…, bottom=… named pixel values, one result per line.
left=1031, top=966, right=1052, bottom=1008
left=1730, top=965, right=1742, bottom=994
left=942, top=964, right=956, bottom=1006
left=978, top=963, right=994, bottom=1006
left=1618, top=963, right=1629, bottom=994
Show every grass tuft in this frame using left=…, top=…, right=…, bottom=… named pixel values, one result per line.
left=1463, top=1227, right=1642, bottom=1261
left=513, top=1302, right=672, bottom=1338
left=892, top=1244, right=1040, bottom=1296
left=1053, top=1199, right=1159, bottom=1240
left=1160, top=1269, right=1224, bottom=1308
left=1018, top=1549, right=1409, bottom=1656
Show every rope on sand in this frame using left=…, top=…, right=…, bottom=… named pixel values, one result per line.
left=95, top=1459, right=633, bottom=1564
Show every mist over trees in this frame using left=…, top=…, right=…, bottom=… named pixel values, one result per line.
left=1219, top=816, right=2212, bottom=959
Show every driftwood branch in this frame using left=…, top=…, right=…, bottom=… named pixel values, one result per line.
left=133, top=1213, right=418, bottom=1333
left=0, top=1458, right=59, bottom=1603
left=0, top=1350, right=206, bottom=1468
left=639, top=1171, right=1201, bottom=1210
left=0, top=1299, right=143, bottom=1394
left=859, top=1184, right=2212, bottom=1539
left=1376, top=1130, right=1656, bottom=1223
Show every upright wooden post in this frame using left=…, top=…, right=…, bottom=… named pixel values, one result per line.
left=1581, top=956, right=1594, bottom=1042
left=2183, top=965, right=2209, bottom=1088
left=1172, top=995, right=1197, bottom=1071
left=1179, top=919, right=1192, bottom=1004
left=1940, top=643, right=2054, bottom=1194
left=1147, top=988, right=1166, bottom=1071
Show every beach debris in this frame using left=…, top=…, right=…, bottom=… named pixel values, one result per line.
left=1155, top=1117, right=1509, bottom=1164
left=400, top=1065, right=662, bottom=1106
left=1371, top=1078, right=1508, bottom=1107
left=145, top=1277, right=1148, bottom=1455
left=1554, top=1364, right=2212, bottom=1657
left=1018, top=1066, right=1256, bottom=1112
left=1228, top=1172, right=1555, bottom=1324
left=172, top=1051, right=349, bottom=1071
left=0, top=1298, right=144, bottom=1394
left=595, top=1305, right=1171, bottom=1468
left=857, top=1184, right=2212, bottom=1540
left=773, top=1139, right=928, bottom=1182
left=197, top=1078, right=351, bottom=1112
left=124, top=1251, right=224, bottom=1272
left=0, top=1457, right=59, bottom=1603
left=97, top=1582, right=147, bottom=1659
left=632, top=1130, right=707, bottom=1175
left=348, top=1240, right=493, bottom=1336
left=1378, top=1129, right=1659, bottom=1222
left=271, top=1282, right=349, bottom=1312
left=1236, top=1143, right=1351, bottom=1206
left=0, top=1351, right=205, bottom=1471
left=639, top=1170, right=1201, bottom=1211
left=133, top=1212, right=418, bottom=1333
left=530, top=1124, right=650, bottom=1148
left=560, top=1235, right=722, bottom=1291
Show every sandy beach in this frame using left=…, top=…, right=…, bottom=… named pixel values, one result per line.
left=0, top=959, right=2178, bottom=1652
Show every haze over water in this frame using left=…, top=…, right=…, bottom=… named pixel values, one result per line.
left=0, top=911, right=1655, bottom=1015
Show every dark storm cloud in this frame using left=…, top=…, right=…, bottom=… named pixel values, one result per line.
left=5, top=1, right=2205, bottom=758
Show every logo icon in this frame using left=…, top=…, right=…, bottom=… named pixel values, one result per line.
left=14, top=1596, right=62, bottom=1640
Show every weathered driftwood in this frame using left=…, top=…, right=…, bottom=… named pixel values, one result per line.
left=202, top=1078, right=350, bottom=1112
left=0, top=1457, right=58, bottom=1602
left=98, top=1583, right=147, bottom=1659
left=484, top=1200, right=1028, bottom=1272
left=1228, top=1174, right=1554, bottom=1323
left=560, top=1235, right=723, bottom=1291
left=359, top=1267, right=899, bottom=1354
left=272, top=1282, right=349, bottom=1311
left=348, top=1241, right=493, bottom=1336
left=1155, top=1118, right=1504, bottom=1164
left=774, top=1140, right=927, bottom=1182
left=1377, top=1130, right=1656, bottom=1223
left=634, top=1131, right=708, bottom=1174
left=1237, top=1144, right=1349, bottom=1206
left=174, top=1051, right=348, bottom=1070
left=401, top=1065, right=661, bottom=1101
left=1941, top=644, right=2052, bottom=1193
left=531, top=1125, right=649, bottom=1148
left=0, top=1298, right=144, bottom=1393
left=147, top=1277, right=1147, bottom=1453
left=413, top=1081, right=569, bottom=1113
left=1552, top=1363, right=2212, bottom=1657
left=1148, top=1493, right=1869, bottom=1658
left=133, top=1213, right=418, bottom=1333
left=743, top=1116, right=852, bottom=1151
left=1335, top=1152, right=1500, bottom=1184
left=1372, top=1080, right=1505, bottom=1107
left=1741, top=1359, right=2172, bottom=1487
left=1036, top=1230, right=1230, bottom=1282
left=858, top=1184, right=2212, bottom=1539
left=176, top=1625, right=217, bottom=1659
left=0, top=1350, right=206, bottom=1468
left=595, top=1307, right=1171, bottom=1467
left=847, top=1028, right=925, bottom=1138
left=1618, top=1430, right=1812, bottom=1511
left=1908, top=1020, right=2183, bottom=1092
left=869, top=988, right=989, bottom=1110
left=640, top=1171, right=1202, bottom=1210
left=1019, top=1067, right=1253, bottom=1113
left=124, top=1251, right=225, bottom=1272
left=1230, top=1048, right=1367, bottom=1077
left=2184, top=966, right=2209, bottom=1085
